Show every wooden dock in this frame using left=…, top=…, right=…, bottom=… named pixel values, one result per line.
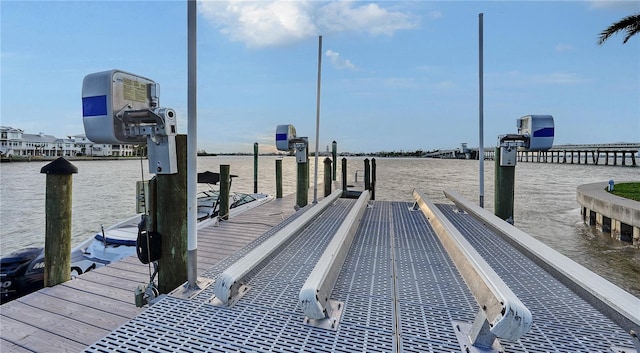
left=3, top=181, right=638, bottom=353
left=0, top=192, right=303, bottom=353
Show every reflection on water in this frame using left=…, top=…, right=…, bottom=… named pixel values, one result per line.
left=1, top=156, right=638, bottom=297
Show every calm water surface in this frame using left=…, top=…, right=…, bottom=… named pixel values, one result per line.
left=1, top=156, right=638, bottom=297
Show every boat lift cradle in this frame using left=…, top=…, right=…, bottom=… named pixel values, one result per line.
left=443, top=189, right=640, bottom=352
left=210, top=186, right=532, bottom=352
left=412, top=189, right=532, bottom=352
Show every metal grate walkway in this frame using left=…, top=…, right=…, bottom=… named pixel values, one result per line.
left=84, top=200, right=636, bottom=353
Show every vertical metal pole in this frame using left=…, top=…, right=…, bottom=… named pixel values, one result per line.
left=478, top=13, right=485, bottom=208
left=313, top=35, right=323, bottom=204
left=186, top=0, right=198, bottom=289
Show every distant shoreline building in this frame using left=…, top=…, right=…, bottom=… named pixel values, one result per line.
left=0, top=126, right=140, bottom=157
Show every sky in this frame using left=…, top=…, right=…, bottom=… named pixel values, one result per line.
left=1, top=0, right=639, bottom=154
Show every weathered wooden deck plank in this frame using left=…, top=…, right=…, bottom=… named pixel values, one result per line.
left=0, top=338, right=33, bottom=353
left=74, top=270, right=146, bottom=291
left=58, top=275, right=137, bottom=302
left=0, top=316, right=85, bottom=353
left=1, top=301, right=105, bottom=346
left=38, top=285, right=142, bottom=318
left=14, top=292, right=131, bottom=330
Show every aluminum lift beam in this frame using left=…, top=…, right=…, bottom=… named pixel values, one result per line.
left=299, top=190, right=370, bottom=321
left=213, top=190, right=342, bottom=305
left=413, top=189, right=532, bottom=348
left=444, top=189, right=640, bottom=350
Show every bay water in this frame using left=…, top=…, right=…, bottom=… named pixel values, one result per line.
left=1, top=156, right=638, bottom=297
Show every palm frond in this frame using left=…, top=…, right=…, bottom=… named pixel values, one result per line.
left=598, top=13, right=640, bottom=45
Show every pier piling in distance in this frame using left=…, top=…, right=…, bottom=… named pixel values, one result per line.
left=157, top=135, right=188, bottom=293
left=40, top=157, right=77, bottom=288
left=275, top=159, right=283, bottom=199
left=297, top=157, right=309, bottom=208
left=220, top=164, right=231, bottom=220
left=371, top=158, right=376, bottom=200
left=253, top=142, right=258, bottom=193
left=324, top=157, right=332, bottom=197
left=332, top=141, right=337, bottom=181
left=364, top=158, right=371, bottom=191
left=494, top=147, right=515, bottom=224
left=341, top=158, right=347, bottom=193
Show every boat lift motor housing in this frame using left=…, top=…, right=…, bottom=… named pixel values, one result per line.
left=275, top=124, right=308, bottom=163
left=499, top=115, right=554, bottom=167
left=82, top=69, right=177, bottom=174
left=517, top=115, right=554, bottom=152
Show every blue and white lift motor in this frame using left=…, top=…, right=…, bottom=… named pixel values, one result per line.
left=82, top=69, right=178, bottom=174
left=498, top=115, right=554, bottom=166
left=276, top=124, right=308, bottom=163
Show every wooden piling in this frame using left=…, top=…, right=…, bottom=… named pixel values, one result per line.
left=253, top=142, right=258, bottom=193
left=275, top=159, right=283, bottom=199
left=220, top=164, right=230, bottom=220
left=364, top=158, right=371, bottom=191
left=341, top=158, right=347, bottom=193
left=323, top=157, right=332, bottom=197
left=494, top=148, right=515, bottom=224
left=296, top=158, right=308, bottom=208
left=371, top=158, right=376, bottom=200
left=40, top=157, right=77, bottom=288
left=332, top=141, right=337, bottom=181
left=156, top=134, right=187, bottom=294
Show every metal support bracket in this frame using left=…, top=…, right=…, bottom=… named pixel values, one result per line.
left=169, top=277, right=214, bottom=300
left=453, top=319, right=505, bottom=353
left=303, top=300, right=345, bottom=331
left=209, top=284, right=251, bottom=307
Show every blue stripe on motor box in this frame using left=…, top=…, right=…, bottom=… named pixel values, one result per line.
left=533, top=127, right=554, bottom=138
left=82, top=95, right=108, bottom=117
left=276, top=133, right=287, bottom=141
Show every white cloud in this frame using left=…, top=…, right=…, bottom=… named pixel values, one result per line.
left=199, top=1, right=318, bottom=48
left=199, top=0, right=419, bottom=48
left=555, top=43, right=575, bottom=52
left=316, top=1, right=418, bottom=36
left=326, top=49, right=356, bottom=70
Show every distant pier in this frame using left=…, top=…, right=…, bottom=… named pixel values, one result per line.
left=426, top=143, right=639, bottom=167
left=518, top=143, right=639, bottom=166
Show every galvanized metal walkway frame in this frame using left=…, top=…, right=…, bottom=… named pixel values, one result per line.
left=84, top=194, right=638, bottom=353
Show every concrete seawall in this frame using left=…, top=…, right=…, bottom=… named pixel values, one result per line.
left=577, top=182, right=640, bottom=247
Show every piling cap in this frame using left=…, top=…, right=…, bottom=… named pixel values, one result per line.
left=40, top=157, right=78, bottom=175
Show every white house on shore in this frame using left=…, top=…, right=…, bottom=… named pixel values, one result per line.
left=0, top=126, right=139, bottom=157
